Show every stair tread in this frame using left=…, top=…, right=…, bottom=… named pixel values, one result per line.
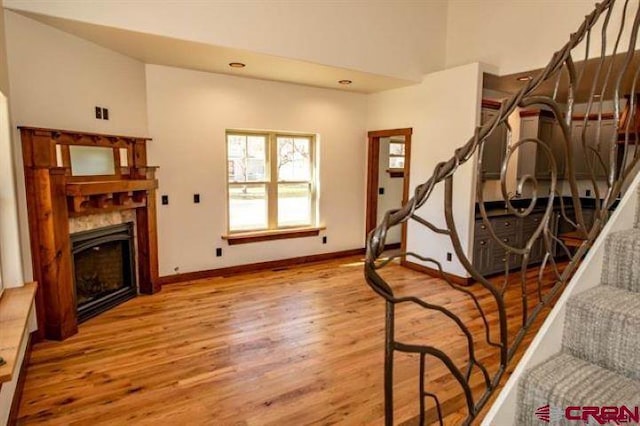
left=517, top=352, right=640, bottom=425
left=564, top=285, right=640, bottom=379
left=568, top=284, right=640, bottom=317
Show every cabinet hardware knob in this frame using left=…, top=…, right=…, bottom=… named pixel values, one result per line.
left=501, top=258, right=506, bottom=262
left=480, top=240, right=486, bottom=246
left=503, top=238, right=509, bottom=242
left=504, top=222, right=510, bottom=226
left=481, top=225, right=486, bottom=230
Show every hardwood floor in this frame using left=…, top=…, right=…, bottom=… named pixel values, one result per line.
left=16, top=256, right=562, bottom=425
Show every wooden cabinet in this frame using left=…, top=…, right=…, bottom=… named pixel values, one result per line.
left=472, top=211, right=556, bottom=275
left=520, top=212, right=547, bottom=263
left=518, top=111, right=566, bottom=180
left=516, top=110, right=615, bottom=182
left=570, top=118, right=616, bottom=180
left=480, top=102, right=508, bottom=180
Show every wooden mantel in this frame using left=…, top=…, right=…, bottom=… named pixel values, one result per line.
left=19, top=126, right=160, bottom=341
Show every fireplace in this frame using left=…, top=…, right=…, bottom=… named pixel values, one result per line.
left=71, top=223, right=137, bottom=322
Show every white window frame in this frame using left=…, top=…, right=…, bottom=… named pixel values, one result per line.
left=225, top=130, right=318, bottom=234
left=388, top=139, right=406, bottom=171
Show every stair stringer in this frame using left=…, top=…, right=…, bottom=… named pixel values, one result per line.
left=481, top=173, right=640, bottom=425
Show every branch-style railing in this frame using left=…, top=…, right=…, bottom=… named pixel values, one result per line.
left=364, top=0, right=640, bottom=424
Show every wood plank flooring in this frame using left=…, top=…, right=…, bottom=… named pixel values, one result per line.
left=16, top=256, right=563, bottom=425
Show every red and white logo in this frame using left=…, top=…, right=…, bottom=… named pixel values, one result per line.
left=535, top=404, right=640, bottom=424
left=534, top=404, right=564, bottom=423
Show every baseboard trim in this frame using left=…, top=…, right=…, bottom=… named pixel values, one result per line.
left=158, top=248, right=366, bottom=285
left=8, top=332, right=33, bottom=425
left=383, top=242, right=401, bottom=251
left=402, top=260, right=474, bottom=285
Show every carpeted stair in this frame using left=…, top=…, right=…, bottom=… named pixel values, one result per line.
left=516, top=197, right=640, bottom=425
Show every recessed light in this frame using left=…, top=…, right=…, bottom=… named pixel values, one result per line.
left=229, top=62, right=246, bottom=68
left=517, top=75, right=533, bottom=81
left=338, top=79, right=352, bottom=85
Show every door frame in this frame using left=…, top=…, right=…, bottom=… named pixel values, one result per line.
left=365, top=128, right=413, bottom=252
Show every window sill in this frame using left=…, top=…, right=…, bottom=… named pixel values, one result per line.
left=0, top=282, right=37, bottom=384
left=222, top=226, right=325, bottom=245
left=386, top=168, right=404, bottom=178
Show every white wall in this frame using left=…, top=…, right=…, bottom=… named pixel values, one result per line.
left=4, top=11, right=148, bottom=137
left=3, top=0, right=448, bottom=81
left=0, top=4, right=9, bottom=94
left=0, top=4, right=28, bottom=423
left=4, top=11, right=149, bottom=281
left=145, top=65, right=368, bottom=276
left=446, top=0, right=627, bottom=76
left=377, top=137, right=404, bottom=245
left=367, top=63, right=483, bottom=278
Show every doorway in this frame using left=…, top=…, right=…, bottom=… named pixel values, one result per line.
left=366, top=128, right=412, bottom=253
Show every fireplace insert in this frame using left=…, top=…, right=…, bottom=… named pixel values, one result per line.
left=71, top=223, right=137, bottom=322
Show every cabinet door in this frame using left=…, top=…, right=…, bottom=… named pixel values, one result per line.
left=582, top=207, right=595, bottom=231
left=570, top=121, right=590, bottom=179
left=481, top=108, right=508, bottom=180
left=491, top=242, right=519, bottom=274
left=592, top=119, right=616, bottom=179
left=490, top=216, right=518, bottom=273
left=551, top=120, right=567, bottom=179
left=535, top=118, right=555, bottom=179
left=517, top=116, right=540, bottom=179
left=473, top=237, right=493, bottom=275
left=521, top=213, right=545, bottom=264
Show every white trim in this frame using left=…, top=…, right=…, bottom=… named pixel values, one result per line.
left=0, top=91, right=24, bottom=289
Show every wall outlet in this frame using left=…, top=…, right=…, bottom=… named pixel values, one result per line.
left=161, top=195, right=169, bottom=205
left=322, top=236, right=327, bottom=244
left=586, top=189, right=592, bottom=197
left=95, top=106, right=102, bottom=119
left=102, top=107, right=109, bottom=120
left=194, top=194, right=200, bottom=203
left=446, top=252, right=452, bottom=262
left=378, top=187, right=385, bottom=195
left=216, top=248, right=223, bottom=257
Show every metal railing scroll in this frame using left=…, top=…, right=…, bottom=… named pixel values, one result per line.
left=364, top=0, right=640, bottom=424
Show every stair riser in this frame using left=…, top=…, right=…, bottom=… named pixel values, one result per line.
left=517, top=353, right=640, bottom=426
left=564, top=296, right=640, bottom=380
left=602, top=230, right=640, bottom=293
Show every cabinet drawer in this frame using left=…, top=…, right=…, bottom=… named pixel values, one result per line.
left=475, top=220, right=490, bottom=236
left=491, top=217, right=517, bottom=234
left=521, top=213, right=545, bottom=235
left=490, top=250, right=519, bottom=274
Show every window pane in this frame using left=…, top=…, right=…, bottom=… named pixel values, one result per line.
left=277, top=136, right=311, bottom=181
left=389, top=156, right=405, bottom=169
left=229, top=185, right=268, bottom=231
left=227, top=134, right=267, bottom=182
left=389, top=142, right=405, bottom=156
left=278, top=183, right=311, bottom=227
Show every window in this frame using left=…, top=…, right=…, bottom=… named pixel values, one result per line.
left=226, top=131, right=317, bottom=233
left=388, top=140, right=405, bottom=170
